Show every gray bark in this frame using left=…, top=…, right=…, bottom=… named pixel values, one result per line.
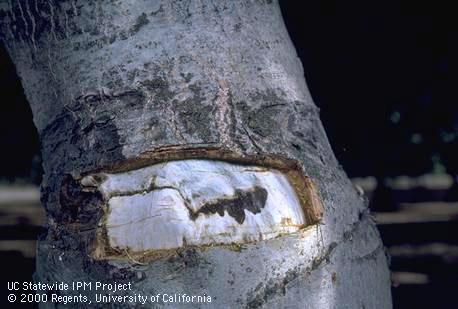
left=1, top=0, right=392, bottom=308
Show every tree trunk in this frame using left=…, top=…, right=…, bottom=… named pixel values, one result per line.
left=1, top=0, right=392, bottom=308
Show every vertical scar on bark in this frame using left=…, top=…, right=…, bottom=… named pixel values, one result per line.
left=190, top=186, right=268, bottom=224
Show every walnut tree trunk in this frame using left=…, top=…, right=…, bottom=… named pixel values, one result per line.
left=1, top=0, right=392, bottom=308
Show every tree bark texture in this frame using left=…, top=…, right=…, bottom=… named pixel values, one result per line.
left=1, top=0, right=392, bottom=308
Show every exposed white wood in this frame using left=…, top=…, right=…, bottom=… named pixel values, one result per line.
left=84, top=160, right=306, bottom=251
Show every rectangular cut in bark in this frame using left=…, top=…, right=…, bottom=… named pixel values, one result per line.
left=83, top=159, right=319, bottom=253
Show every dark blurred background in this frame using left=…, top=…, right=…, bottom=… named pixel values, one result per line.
left=0, top=1, right=457, bottom=308
left=281, top=1, right=458, bottom=308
